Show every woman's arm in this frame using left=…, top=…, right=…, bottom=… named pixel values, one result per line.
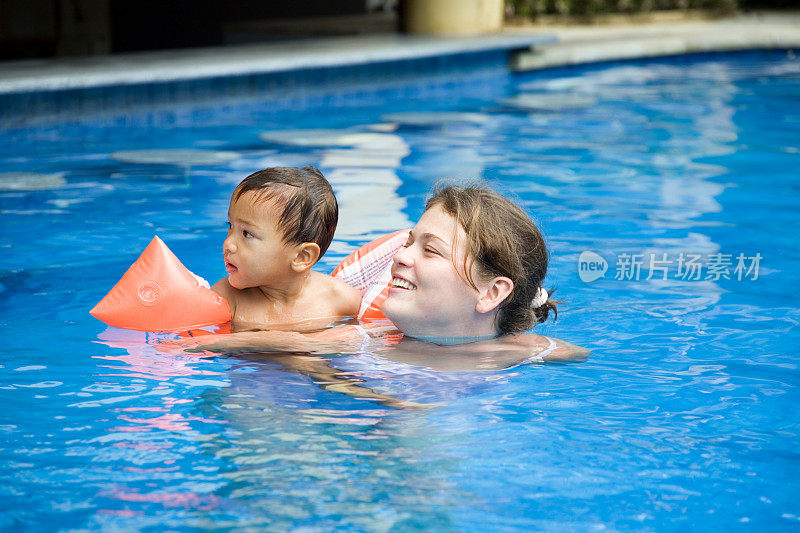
left=523, top=335, right=590, bottom=362
left=248, top=352, right=437, bottom=410
left=159, top=326, right=436, bottom=410
left=495, top=334, right=589, bottom=364
left=168, top=326, right=366, bottom=355
left=545, top=339, right=590, bottom=362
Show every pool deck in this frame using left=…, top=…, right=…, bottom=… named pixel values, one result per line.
left=0, top=12, right=797, bottom=95
left=0, top=34, right=555, bottom=94
left=507, top=11, right=800, bottom=70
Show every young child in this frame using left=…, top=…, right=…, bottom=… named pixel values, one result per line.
left=212, top=166, right=361, bottom=332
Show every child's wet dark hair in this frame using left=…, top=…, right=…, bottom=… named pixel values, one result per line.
left=426, top=185, right=558, bottom=334
left=234, top=166, right=338, bottom=257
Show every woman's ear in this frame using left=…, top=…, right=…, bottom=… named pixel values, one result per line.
left=475, top=277, right=513, bottom=314
left=291, top=243, right=321, bottom=272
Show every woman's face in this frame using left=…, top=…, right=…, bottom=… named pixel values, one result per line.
left=382, top=204, right=488, bottom=338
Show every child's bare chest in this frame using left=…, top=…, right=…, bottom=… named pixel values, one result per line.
left=231, top=290, right=338, bottom=332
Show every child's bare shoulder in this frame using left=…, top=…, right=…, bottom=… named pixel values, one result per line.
left=211, top=277, right=239, bottom=310
left=309, top=272, right=361, bottom=316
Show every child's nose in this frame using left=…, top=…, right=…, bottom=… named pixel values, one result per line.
left=223, top=235, right=237, bottom=254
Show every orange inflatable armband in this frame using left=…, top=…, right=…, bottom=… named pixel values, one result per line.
left=332, top=229, right=410, bottom=322
left=90, top=236, right=230, bottom=332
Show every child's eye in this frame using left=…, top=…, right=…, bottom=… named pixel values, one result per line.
left=425, top=246, right=440, bottom=256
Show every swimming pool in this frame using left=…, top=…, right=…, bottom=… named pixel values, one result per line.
left=1, top=49, right=799, bottom=531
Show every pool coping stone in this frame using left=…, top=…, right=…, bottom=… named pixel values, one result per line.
left=507, top=12, right=800, bottom=70
left=0, top=34, right=556, bottom=95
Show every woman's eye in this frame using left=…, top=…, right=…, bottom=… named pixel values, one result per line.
left=243, top=230, right=253, bottom=238
left=402, top=238, right=412, bottom=248
left=425, top=247, right=440, bottom=256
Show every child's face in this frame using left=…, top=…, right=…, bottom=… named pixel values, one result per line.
left=223, top=191, right=296, bottom=290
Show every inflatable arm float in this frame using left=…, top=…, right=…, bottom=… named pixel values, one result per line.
left=90, top=230, right=410, bottom=332
left=332, top=229, right=409, bottom=322
left=90, top=236, right=230, bottom=332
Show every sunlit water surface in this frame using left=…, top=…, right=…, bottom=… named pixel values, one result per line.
left=1, top=50, right=799, bottom=531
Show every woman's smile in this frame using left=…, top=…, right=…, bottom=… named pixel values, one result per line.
left=390, top=276, right=416, bottom=291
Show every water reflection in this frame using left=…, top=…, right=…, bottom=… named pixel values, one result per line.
left=259, top=128, right=414, bottom=245
left=57, top=329, right=235, bottom=520
left=192, top=356, right=486, bottom=530
left=110, top=149, right=240, bottom=166
left=3, top=51, right=798, bottom=530
left=379, top=111, right=490, bottom=126
left=0, top=172, right=66, bottom=191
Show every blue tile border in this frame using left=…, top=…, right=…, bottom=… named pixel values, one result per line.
left=1, top=50, right=512, bottom=131
left=0, top=34, right=555, bottom=130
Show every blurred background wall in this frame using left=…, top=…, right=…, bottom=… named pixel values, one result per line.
left=0, top=0, right=794, bottom=60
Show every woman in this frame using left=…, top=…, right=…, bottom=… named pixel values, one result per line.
left=180, top=185, right=589, bottom=369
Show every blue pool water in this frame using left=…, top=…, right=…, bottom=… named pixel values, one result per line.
left=1, top=49, right=799, bottom=531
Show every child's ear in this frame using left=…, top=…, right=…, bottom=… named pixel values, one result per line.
left=475, top=276, right=513, bottom=314
left=291, top=243, right=321, bottom=272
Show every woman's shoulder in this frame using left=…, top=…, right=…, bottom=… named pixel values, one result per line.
left=501, top=333, right=590, bottom=363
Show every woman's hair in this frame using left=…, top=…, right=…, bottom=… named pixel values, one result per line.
left=426, top=185, right=558, bottom=334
